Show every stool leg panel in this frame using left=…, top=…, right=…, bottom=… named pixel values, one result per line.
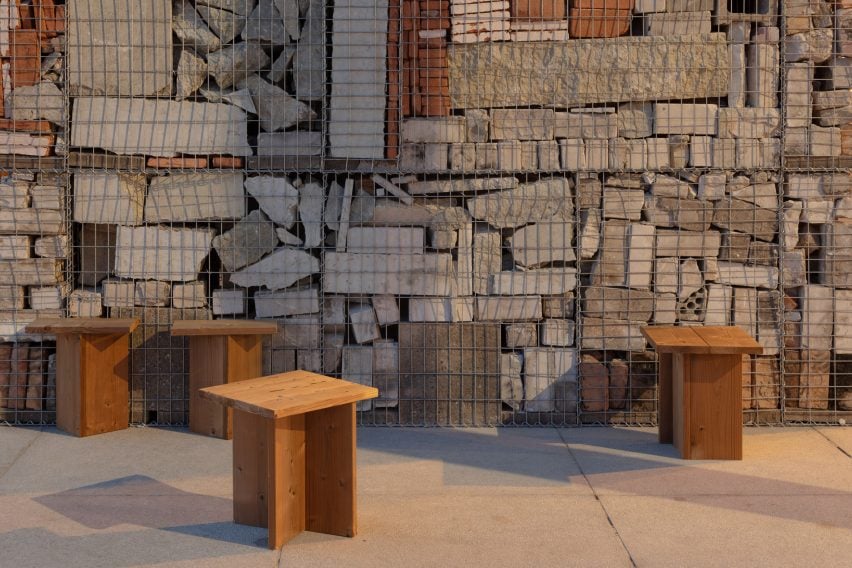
left=79, top=333, right=129, bottom=437
left=233, top=410, right=269, bottom=528
left=688, top=354, right=743, bottom=460
left=658, top=352, right=673, bottom=444
left=224, top=335, right=264, bottom=439
left=305, top=403, right=357, bottom=538
left=672, top=353, right=690, bottom=459
left=267, top=414, right=306, bottom=549
left=189, top=336, right=229, bottom=438
left=55, top=334, right=82, bottom=436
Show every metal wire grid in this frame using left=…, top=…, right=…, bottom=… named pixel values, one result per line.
left=0, top=0, right=850, bottom=426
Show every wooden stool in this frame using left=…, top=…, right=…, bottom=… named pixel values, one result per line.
left=26, top=318, right=139, bottom=437
left=641, top=326, right=763, bottom=460
left=171, top=320, right=278, bottom=439
left=200, top=371, right=378, bottom=549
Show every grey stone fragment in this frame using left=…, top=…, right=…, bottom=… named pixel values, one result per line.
left=240, top=75, right=316, bottom=131
left=300, top=181, right=325, bottom=248
left=448, top=34, right=729, bottom=108
left=268, top=46, right=297, bottom=83
left=199, top=87, right=257, bottom=113
left=114, top=226, right=215, bottom=282
left=145, top=173, right=245, bottom=222
left=293, top=0, right=326, bottom=100
left=501, top=352, right=523, bottom=411
left=584, top=286, right=654, bottom=322
left=274, top=0, right=301, bottom=41
left=712, top=198, right=778, bottom=242
left=213, top=211, right=278, bottom=272
left=242, top=0, right=288, bottom=43
left=7, top=81, right=63, bottom=123
left=467, top=178, right=573, bottom=229
left=175, top=50, right=207, bottom=100
left=245, top=176, right=299, bottom=228
left=70, top=97, right=252, bottom=157
left=207, top=43, right=270, bottom=89
left=197, top=0, right=256, bottom=16
left=173, top=0, right=221, bottom=54
left=230, top=247, right=319, bottom=290
left=68, top=0, right=173, bottom=96
left=198, top=4, right=248, bottom=43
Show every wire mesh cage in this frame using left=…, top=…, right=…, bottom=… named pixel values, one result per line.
left=0, top=0, right=850, bottom=427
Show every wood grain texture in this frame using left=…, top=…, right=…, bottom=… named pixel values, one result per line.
left=56, top=334, right=80, bottom=434
left=672, top=352, right=689, bottom=458
left=685, top=354, right=743, bottom=460
left=171, top=320, right=278, bottom=336
left=79, top=333, right=129, bottom=436
left=641, top=326, right=706, bottom=353
left=268, top=414, right=306, bottom=548
left=233, top=410, right=268, bottom=528
left=306, top=403, right=357, bottom=537
left=693, top=327, right=763, bottom=355
left=27, top=318, right=139, bottom=335
left=189, top=336, right=229, bottom=438
left=658, top=352, right=673, bottom=444
left=199, top=371, right=378, bottom=419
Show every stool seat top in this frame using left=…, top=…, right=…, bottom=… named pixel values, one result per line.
left=199, top=371, right=379, bottom=419
left=641, top=325, right=763, bottom=355
left=171, top=319, right=278, bottom=336
left=26, top=317, right=139, bottom=335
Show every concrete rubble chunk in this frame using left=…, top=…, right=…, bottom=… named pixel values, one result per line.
left=255, top=286, right=319, bottom=318
left=489, top=268, right=577, bottom=295
left=198, top=0, right=256, bottom=16
left=785, top=29, right=832, bottom=63
left=655, top=228, right=721, bottom=257
left=173, top=281, right=207, bottom=309
left=324, top=252, right=456, bottom=295
left=173, top=0, right=221, bottom=54
left=145, top=173, right=245, bottom=222
left=523, top=348, right=576, bottom=413
left=242, top=0, right=288, bottom=43
left=654, top=103, right=718, bottom=135
left=591, top=220, right=628, bottom=287
left=274, top=0, right=301, bottom=41
left=207, top=43, right=270, bottom=89
left=584, top=286, right=654, bottom=322
left=580, top=317, right=646, bottom=351
left=346, top=227, right=425, bottom=254
left=467, top=178, right=573, bottom=229
left=712, top=198, right=778, bottom=241
left=175, top=50, right=207, bottom=100
left=69, top=289, right=103, bottom=317
left=299, top=181, right=325, bottom=248
left=114, top=226, right=215, bottom=282
left=475, top=296, right=542, bottom=321
left=717, top=108, right=781, bottom=139
left=372, top=295, right=400, bottom=325
left=197, top=3, right=248, bottom=43
left=199, top=87, right=257, bottom=114
left=541, top=320, right=575, bottom=347
left=678, top=258, right=703, bottom=300
left=500, top=352, right=523, bottom=411
left=241, top=74, right=316, bottom=132
left=715, top=261, right=779, bottom=289
left=230, top=247, right=319, bottom=290
left=407, top=177, right=518, bottom=195
left=74, top=173, right=146, bottom=225
left=212, top=289, right=244, bottom=315
left=8, top=81, right=63, bottom=123
left=509, top=221, right=575, bottom=267
left=293, top=0, right=326, bottom=100
left=68, top=0, right=172, bottom=96
left=448, top=34, right=730, bottom=108
left=245, top=176, right=299, bottom=228
left=408, top=298, right=474, bottom=322
left=492, top=109, right=555, bottom=140
left=212, top=210, right=278, bottom=272
left=134, top=281, right=172, bottom=307
left=71, top=97, right=252, bottom=157
left=401, top=118, right=467, bottom=144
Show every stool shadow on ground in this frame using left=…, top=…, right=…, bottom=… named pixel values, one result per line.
left=359, top=427, right=852, bottom=530
left=33, top=474, right=266, bottom=547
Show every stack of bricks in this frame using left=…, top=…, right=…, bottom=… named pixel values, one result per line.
left=387, top=0, right=402, bottom=158
left=0, top=0, right=65, bottom=157
left=0, top=342, right=56, bottom=419
left=450, top=0, right=511, bottom=43
left=402, top=0, right=451, bottom=118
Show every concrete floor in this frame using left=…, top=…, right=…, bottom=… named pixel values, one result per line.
left=0, top=425, right=850, bottom=568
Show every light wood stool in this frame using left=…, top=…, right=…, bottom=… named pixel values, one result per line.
left=200, top=370, right=378, bottom=548
left=171, top=320, right=278, bottom=439
left=26, top=318, right=139, bottom=437
left=642, top=325, right=763, bottom=460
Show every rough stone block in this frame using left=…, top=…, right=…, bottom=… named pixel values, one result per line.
left=145, top=173, right=245, bottom=222
left=73, top=173, right=145, bottom=225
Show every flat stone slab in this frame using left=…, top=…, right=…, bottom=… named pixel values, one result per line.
left=67, top=0, right=172, bottom=96
left=145, top=173, right=245, bottom=222
left=114, top=226, right=215, bottom=282
left=71, top=97, right=251, bottom=157
left=324, top=252, right=457, bottom=296
left=448, top=34, right=729, bottom=108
